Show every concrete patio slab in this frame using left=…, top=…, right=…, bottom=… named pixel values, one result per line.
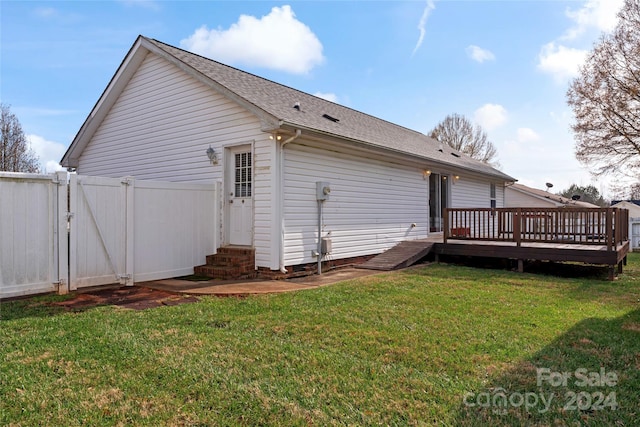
left=140, top=267, right=385, bottom=295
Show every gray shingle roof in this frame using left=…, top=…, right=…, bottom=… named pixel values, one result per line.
left=146, top=37, right=514, bottom=181
left=510, top=183, right=599, bottom=207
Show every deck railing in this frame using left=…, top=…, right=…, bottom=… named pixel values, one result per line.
left=444, top=207, right=629, bottom=250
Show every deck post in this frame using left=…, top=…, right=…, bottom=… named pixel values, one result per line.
left=618, top=261, right=623, bottom=274
left=514, top=208, right=522, bottom=247
left=443, top=208, right=449, bottom=244
left=517, top=259, right=524, bottom=273
left=606, top=209, right=613, bottom=251
left=608, top=266, right=615, bottom=281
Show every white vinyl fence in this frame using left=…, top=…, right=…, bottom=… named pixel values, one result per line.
left=631, top=217, right=640, bottom=251
left=1, top=172, right=219, bottom=299
left=0, top=172, right=68, bottom=298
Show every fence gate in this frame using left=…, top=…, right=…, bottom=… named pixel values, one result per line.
left=0, top=172, right=68, bottom=299
left=69, top=174, right=130, bottom=290
left=1, top=173, right=218, bottom=299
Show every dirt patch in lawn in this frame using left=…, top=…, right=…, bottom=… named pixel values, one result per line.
left=50, top=286, right=200, bottom=311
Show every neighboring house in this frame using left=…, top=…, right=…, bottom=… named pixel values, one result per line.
left=505, top=183, right=599, bottom=208
left=611, top=200, right=640, bottom=251
left=61, top=35, right=515, bottom=276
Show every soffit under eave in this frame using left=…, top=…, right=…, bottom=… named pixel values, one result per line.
left=277, top=122, right=516, bottom=183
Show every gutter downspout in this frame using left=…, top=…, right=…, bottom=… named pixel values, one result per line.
left=279, top=129, right=302, bottom=273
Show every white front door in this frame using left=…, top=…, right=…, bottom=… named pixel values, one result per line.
left=226, top=146, right=253, bottom=246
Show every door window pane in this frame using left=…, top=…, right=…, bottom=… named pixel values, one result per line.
left=234, top=152, right=252, bottom=197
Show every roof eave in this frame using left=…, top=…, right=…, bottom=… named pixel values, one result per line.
left=278, top=122, right=516, bottom=182
left=61, top=36, right=281, bottom=168
left=61, top=35, right=149, bottom=168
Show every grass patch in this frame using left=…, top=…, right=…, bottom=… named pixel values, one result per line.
left=1, top=254, right=639, bottom=425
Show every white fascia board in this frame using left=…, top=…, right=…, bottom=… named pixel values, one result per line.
left=61, top=36, right=149, bottom=167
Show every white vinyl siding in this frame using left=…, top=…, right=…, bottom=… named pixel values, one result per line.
left=253, top=139, right=277, bottom=269
left=451, top=176, right=504, bottom=208
left=282, top=143, right=428, bottom=266
left=76, top=52, right=280, bottom=270
left=505, top=187, right=561, bottom=208
left=77, top=52, right=264, bottom=183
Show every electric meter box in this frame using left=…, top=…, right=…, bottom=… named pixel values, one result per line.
left=316, top=181, right=331, bottom=201
left=321, top=237, right=332, bottom=254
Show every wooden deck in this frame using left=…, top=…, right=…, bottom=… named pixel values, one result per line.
left=438, top=207, right=631, bottom=279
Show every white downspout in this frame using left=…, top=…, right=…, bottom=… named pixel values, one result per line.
left=279, top=129, right=301, bottom=273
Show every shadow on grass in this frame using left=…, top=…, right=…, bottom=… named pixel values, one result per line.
left=0, top=294, right=70, bottom=321
left=454, top=308, right=640, bottom=426
left=1, top=287, right=200, bottom=321
left=436, top=254, right=611, bottom=280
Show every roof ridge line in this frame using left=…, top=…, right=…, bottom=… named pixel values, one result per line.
left=147, top=37, right=429, bottom=139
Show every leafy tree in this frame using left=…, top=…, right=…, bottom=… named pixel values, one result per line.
left=428, top=113, right=499, bottom=167
left=0, top=103, right=39, bottom=172
left=567, top=0, right=640, bottom=179
left=558, top=184, right=608, bottom=207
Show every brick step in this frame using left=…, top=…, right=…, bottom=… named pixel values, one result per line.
left=205, top=254, right=255, bottom=266
left=194, top=264, right=257, bottom=280
left=216, top=247, right=255, bottom=256
left=204, top=262, right=255, bottom=270
left=195, top=247, right=256, bottom=280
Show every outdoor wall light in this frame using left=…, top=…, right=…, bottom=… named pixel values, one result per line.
left=206, top=145, right=218, bottom=165
left=423, top=170, right=432, bottom=179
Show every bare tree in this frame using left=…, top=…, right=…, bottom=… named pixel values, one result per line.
left=567, top=0, right=640, bottom=179
left=428, top=113, right=499, bottom=167
left=610, top=180, right=640, bottom=200
left=0, top=103, right=39, bottom=173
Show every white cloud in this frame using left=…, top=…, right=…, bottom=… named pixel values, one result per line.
left=180, top=5, right=324, bottom=75
left=117, top=0, right=161, bottom=11
left=474, top=104, right=508, bottom=131
left=537, top=42, right=588, bottom=83
left=34, top=7, right=57, bottom=18
left=412, top=0, right=436, bottom=56
left=314, top=92, right=338, bottom=103
left=516, top=128, right=540, bottom=143
left=465, top=45, right=495, bottom=63
left=563, top=0, right=624, bottom=40
left=537, top=0, right=624, bottom=84
left=27, top=134, right=66, bottom=173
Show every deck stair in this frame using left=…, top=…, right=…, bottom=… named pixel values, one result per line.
left=194, top=246, right=256, bottom=280
left=357, top=240, right=435, bottom=271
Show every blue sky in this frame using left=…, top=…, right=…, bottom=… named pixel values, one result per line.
left=1, top=0, right=625, bottom=195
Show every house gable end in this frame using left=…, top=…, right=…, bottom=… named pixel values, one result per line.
left=62, top=36, right=278, bottom=168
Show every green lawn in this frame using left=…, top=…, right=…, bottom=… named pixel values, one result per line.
left=2, top=254, right=639, bottom=426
